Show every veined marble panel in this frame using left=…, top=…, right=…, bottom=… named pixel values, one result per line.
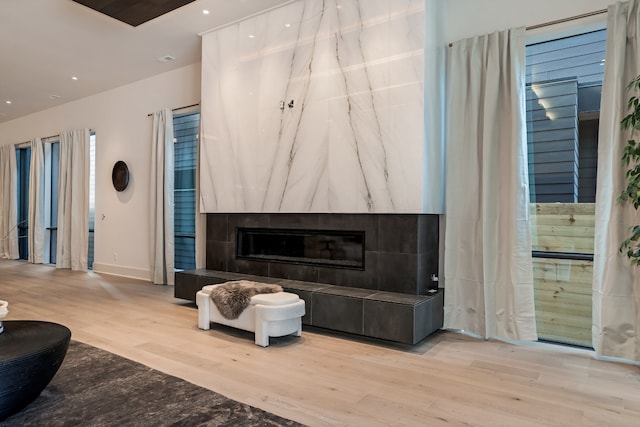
left=200, top=0, right=426, bottom=213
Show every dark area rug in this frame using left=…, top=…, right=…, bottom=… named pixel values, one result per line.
left=2, top=341, right=305, bottom=427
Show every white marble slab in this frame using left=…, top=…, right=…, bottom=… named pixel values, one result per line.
left=200, top=0, right=428, bottom=213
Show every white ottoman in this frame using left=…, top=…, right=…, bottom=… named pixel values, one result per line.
left=196, top=284, right=305, bottom=347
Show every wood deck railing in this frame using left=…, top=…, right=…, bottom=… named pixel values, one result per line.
left=530, top=203, right=595, bottom=347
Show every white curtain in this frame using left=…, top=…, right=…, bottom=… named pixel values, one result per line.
left=195, top=118, right=206, bottom=269
left=0, top=145, right=19, bottom=260
left=57, top=129, right=90, bottom=271
left=150, top=108, right=175, bottom=285
left=444, top=27, right=537, bottom=341
left=593, top=0, right=640, bottom=362
left=28, top=138, right=46, bottom=264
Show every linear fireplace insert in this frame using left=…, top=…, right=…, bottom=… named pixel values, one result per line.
left=236, top=228, right=364, bottom=269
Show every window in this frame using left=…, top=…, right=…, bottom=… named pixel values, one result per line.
left=526, top=29, right=605, bottom=347
left=45, top=141, right=59, bottom=263
left=16, top=147, right=31, bottom=260
left=173, top=112, right=199, bottom=270
left=14, top=134, right=95, bottom=267
left=46, top=135, right=95, bottom=267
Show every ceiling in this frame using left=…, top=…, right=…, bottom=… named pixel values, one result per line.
left=0, top=0, right=291, bottom=124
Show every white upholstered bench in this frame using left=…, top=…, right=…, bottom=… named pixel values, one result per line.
left=196, top=284, right=305, bottom=347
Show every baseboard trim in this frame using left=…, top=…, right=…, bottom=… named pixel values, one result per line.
left=92, top=263, right=150, bottom=282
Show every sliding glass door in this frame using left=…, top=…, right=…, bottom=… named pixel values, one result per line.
left=526, top=29, right=606, bottom=347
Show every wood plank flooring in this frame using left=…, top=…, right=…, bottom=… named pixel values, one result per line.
left=1, top=260, right=639, bottom=426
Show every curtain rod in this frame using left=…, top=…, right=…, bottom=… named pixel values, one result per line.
left=15, top=131, right=90, bottom=148
left=448, top=8, right=608, bottom=47
left=147, top=103, right=200, bottom=117
left=526, top=8, right=608, bottom=31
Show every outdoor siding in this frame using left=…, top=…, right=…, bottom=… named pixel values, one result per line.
left=526, top=29, right=606, bottom=85
left=526, top=29, right=605, bottom=203
left=526, top=79, right=579, bottom=203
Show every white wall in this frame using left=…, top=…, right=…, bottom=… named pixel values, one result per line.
left=0, top=63, right=201, bottom=280
left=445, top=0, right=611, bottom=43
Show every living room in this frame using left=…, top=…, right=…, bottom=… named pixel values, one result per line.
left=1, top=0, right=639, bottom=425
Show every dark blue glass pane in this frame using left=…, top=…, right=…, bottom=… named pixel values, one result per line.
left=16, top=147, right=31, bottom=260
left=173, top=112, right=199, bottom=269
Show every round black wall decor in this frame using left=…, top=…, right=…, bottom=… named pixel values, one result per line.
left=112, top=161, right=129, bottom=192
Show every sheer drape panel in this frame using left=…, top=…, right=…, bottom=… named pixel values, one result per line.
left=28, top=138, right=45, bottom=264
left=150, top=108, right=175, bottom=285
left=444, top=28, right=537, bottom=341
left=195, top=118, right=206, bottom=269
left=56, top=129, right=90, bottom=271
left=593, top=0, right=640, bottom=362
left=0, top=145, right=19, bottom=260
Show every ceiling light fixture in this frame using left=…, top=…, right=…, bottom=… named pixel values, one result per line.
left=72, top=76, right=78, bottom=80
left=202, top=9, right=210, bottom=15
left=49, top=94, right=62, bottom=100
left=5, top=100, right=11, bottom=104
left=284, top=23, right=291, bottom=28
left=158, top=55, right=176, bottom=62
left=248, top=34, right=255, bottom=39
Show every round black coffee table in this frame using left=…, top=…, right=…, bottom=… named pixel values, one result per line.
left=0, top=320, right=71, bottom=421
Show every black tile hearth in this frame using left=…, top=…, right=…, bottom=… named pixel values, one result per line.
left=231, top=257, right=270, bottom=276
left=205, top=213, right=439, bottom=295
left=269, top=213, right=320, bottom=229
left=318, top=214, right=379, bottom=251
left=268, top=262, right=319, bottom=282
left=192, top=213, right=442, bottom=344
left=205, top=241, right=228, bottom=271
left=312, top=293, right=364, bottom=335
left=317, top=251, right=378, bottom=290
left=175, top=270, right=443, bottom=344
left=363, top=299, right=415, bottom=343
left=379, top=214, right=421, bottom=254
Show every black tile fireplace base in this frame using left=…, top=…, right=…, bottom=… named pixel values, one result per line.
left=176, top=269, right=443, bottom=345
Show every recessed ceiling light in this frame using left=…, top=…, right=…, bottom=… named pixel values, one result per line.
left=72, top=76, right=78, bottom=80
left=202, top=9, right=210, bottom=15
left=284, top=23, right=291, bottom=28
left=248, top=34, right=255, bottom=39
left=49, top=94, right=62, bottom=100
left=5, top=100, right=11, bottom=104
left=158, top=55, right=176, bottom=62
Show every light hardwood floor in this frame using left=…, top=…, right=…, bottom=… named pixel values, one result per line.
left=1, top=259, right=639, bottom=426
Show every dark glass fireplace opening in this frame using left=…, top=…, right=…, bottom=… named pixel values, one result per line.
left=236, top=228, right=364, bottom=269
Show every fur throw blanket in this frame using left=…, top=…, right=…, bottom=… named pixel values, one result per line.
left=209, top=281, right=282, bottom=320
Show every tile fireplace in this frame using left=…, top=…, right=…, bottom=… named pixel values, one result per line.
left=205, top=213, right=439, bottom=295
left=176, top=213, right=443, bottom=344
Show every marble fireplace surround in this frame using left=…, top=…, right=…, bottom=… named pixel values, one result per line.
left=187, top=0, right=445, bottom=343
left=199, top=0, right=437, bottom=214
